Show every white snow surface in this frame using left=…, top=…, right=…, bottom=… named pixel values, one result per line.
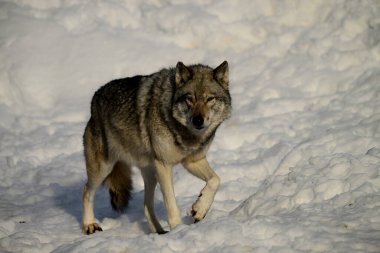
left=1, top=0, right=380, bottom=252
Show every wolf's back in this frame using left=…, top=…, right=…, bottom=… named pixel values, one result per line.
left=90, top=76, right=143, bottom=119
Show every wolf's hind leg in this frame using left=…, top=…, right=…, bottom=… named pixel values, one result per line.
left=82, top=120, right=113, bottom=234
left=82, top=160, right=114, bottom=234
left=82, top=182, right=102, bottom=234
left=141, top=167, right=167, bottom=234
left=182, top=157, right=220, bottom=222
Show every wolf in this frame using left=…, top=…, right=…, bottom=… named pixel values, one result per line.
left=82, top=61, right=231, bottom=234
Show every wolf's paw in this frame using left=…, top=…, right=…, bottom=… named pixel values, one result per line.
left=191, top=194, right=212, bottom=222
left=83, top=223, right=103, bottom=235
left=191, top=209, right=204, bottom=222
left=191, top=203, right=207, bottom=222
left=157, top=230, right=169, bottom=235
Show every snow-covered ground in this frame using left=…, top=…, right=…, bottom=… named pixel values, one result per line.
left=1, top=0, right=380, bottom=252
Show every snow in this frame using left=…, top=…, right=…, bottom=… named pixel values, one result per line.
left=1, top=0, right=380, bottom=252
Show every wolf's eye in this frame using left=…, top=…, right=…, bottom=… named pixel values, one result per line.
left=183, top=94, right=193, bottom=104
left=207, top=96, right=215, bottom=103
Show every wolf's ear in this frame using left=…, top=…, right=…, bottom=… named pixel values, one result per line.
left=176, top=62, right=191, bottom=87
left=214, top=61, right=229, bottom=90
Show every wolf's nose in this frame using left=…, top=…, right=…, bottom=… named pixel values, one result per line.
left=192, top=116, right=204, bottom=129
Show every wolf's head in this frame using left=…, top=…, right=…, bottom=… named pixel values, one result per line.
left=172, top=61, right=232, bottom=137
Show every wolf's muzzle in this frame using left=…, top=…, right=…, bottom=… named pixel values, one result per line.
left=192, top=115, right=204, bottom=129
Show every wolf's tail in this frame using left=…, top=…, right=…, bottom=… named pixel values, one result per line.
left=105, top=161, right=133, bottom=212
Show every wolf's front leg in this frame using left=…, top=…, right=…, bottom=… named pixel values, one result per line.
left=154, top=160, right=181, bottom=230
left=182, top=157, right=220, bottom=222
left=140, top=166, right=167, bottom=234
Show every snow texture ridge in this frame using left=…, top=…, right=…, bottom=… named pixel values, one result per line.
left=1, top=0, right=380, bottom=252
